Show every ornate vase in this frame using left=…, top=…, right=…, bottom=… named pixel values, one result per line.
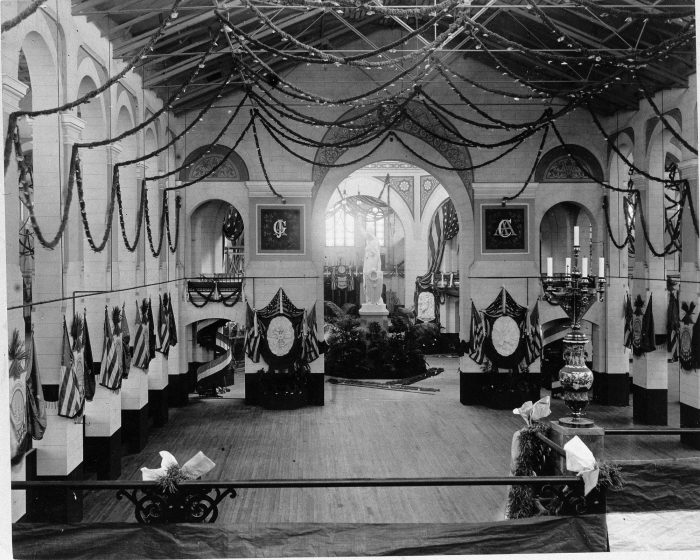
left=558, top=330, right=594, bottom=427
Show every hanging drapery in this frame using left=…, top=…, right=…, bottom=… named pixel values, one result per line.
left=480, top=288, right=529, bottom=370
left=679, top=302, right=697, bottom=371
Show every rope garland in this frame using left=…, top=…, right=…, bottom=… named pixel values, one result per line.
left=502, top=122, right=551, bottom=203
left=1, top=0, right=46, bottom=33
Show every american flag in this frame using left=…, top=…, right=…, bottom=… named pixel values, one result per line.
left=167, top=293, right=178, bottom=348
left=83, top=310, right=95, bottom=401
left=100, top=306, right=123, bottom=391
left=623, top=294, right=634, bottom=349
left=468, top=301, right=486, bottom=364
left=121, top=303, right=131, bottom=379
left=146, top=298, right=157, bottom=361
left=667, top=291, right=680, bottom=363
left=132, top=301, right=150, bottom=369
left=158, top=294, right=170, bottom=357
left=245, top=302, right=261, bottom=363
left=301, top=303, right=323, bottom=364
left=525, top=300, right=543, bottom=365
left=428, top=199, right=459, bottom=273
left=58, top=318, right=84, bottom=418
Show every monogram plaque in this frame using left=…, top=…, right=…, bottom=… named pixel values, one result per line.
left=257, top=205, right=305, bottom=254
left=481, top=204, right=528, bottom=253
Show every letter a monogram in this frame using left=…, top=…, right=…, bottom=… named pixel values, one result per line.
left=494, top=218, right=516, bottom=238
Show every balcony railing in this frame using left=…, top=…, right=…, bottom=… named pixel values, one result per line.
left=186, top=275, right=244, bottom=308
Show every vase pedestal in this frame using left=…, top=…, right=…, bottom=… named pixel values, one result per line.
left=359, top=304, right=389, bottom=329
left=549, top=421, right=605, bottom=476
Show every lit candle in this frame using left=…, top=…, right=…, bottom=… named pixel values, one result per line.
left=582, top=257, right=588, bottom=277
left=565, top=258, right=571, bottom=275
left=546, top=257, right=553, bottom=277
left=598, top=257, right=605, bottom=278
left=573, top=226, right=580, bottom=247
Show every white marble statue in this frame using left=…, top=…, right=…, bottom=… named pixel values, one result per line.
left=363, top=231, right=384, bottom=306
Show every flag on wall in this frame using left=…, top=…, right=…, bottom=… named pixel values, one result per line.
left=641, top=293, right=656, bottom=354
left=26, top=333, right=46, bottom=440
left=667, top=291, right=680, bottom=362
left=121, top=303, right=131, bottom=379
left=301, top=303, right=325, bottom=364
left=623, top=294, right=634, bottom=350
left=679, top=302, right=696, bottom=371
left=168, top=293, right=178, bottom=348
left=58, top=318, right=84, bottom=419
left=468, top=301, right=486, bottom=364
left=146, top=298, right=157, bottom=362
left=100, top=306, right=123, bottom=391
left=427, top=199, right=459, bottom=273
left=158, top=295, right=171, bottom=357
left=525, top=300, right=543, bottom=364
left=83, top=311, right=95, bottom=401
left=132, top=301, right=150, bottom=369
left=245, top=302, right=261, bottom=362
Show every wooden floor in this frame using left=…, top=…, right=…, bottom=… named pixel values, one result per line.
left=83, top=357, right=700, bottom=524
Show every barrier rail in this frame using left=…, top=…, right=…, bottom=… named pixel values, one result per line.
left=12, top=476, right=585, bottom=524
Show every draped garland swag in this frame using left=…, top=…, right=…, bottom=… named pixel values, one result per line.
left=3, top=0, right=696, bottom=258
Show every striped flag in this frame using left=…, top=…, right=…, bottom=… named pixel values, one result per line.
left=468, top=301, right=486, bottom=364
left=158, top=294, right=170, bottom=357
left=623, top=294, right=634, bottom=349
left=667, top=291, right=680, bottom=362
left=83, top=311, right=95, bottom=401
left=146, top=298, right=156, bottom=362
left=26, top=332, right=46, bottom=439
left=427, top=199, right=459, bottom=273
left=301, top=303, right=323, bottom=364
left=167, top=293, right=178, bottom=347
left=58, top=318, right=84, bottom=419
left=525, top=300, right=543, bottom=365
left=245, top=302, right=261, bottom=363
left=121, top=303, right=131, bottom=379
left=100, top=306, right=123, bottom=391
left=132, top=301, right=150, bottom=369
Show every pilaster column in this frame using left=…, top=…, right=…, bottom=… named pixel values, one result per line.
left=61, top=115, right=86, bottom=294
left=630, top=175, right=668, bottom=424
left=677, top=159, right=700, bottom=447
left=4, top=74, right=30, bottom=523
left=597, top=189, right=631, bottom=405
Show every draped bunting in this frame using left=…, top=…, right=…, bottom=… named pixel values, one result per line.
left=679, top=301, right=697, bottom=371
left=158, top=294, right=171, bottom=357
left=480, top=288, right=529, bottom=369
left=668, top=291, right=680, bottom=363
left=623, top=294, right=634, bottom=350
left=121, top=303, right=131, bottom=380
left=632, top=294, right=655, bottom=356
left=100, top=307, right=123, bottom=391
left=83, top=311, right=95, bottom=401
left=58, top=318, right=83, bottom=419
left=525, top=300, right=543, bottom=364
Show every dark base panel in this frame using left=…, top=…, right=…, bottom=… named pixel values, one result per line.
left=148, top=388, right=169, bottom=428
left=307, top=374, right=325, bottom=406
left=168, top=374, right=189, bottom=407
left=459, top=371, right=480, bottom=405
left=245, top=374, right=260, bottom=406
left=188, top=362, right=202, bottom=394
left=593, top=372, right=630, bottom=406
left=121, top=406, right=149, bottom=455
left=26, top=463, right=84, bottom=523
left=680, top=403, right=700, bottom=449
left=84, top=429, right=121, bottom=480
left=632, top=385, right=668, bottom=425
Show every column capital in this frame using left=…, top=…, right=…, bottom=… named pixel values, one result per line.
left=2, top=75, right=29, bottom=114
left=629, top=173, right=649, bottom=188
left=135, top=161, right=147, bottom=179
left=678, top=158, right=698, bottom=178
left=107, top=142, right=123, bottom=160
left=60, top=114, right=86, bottom=144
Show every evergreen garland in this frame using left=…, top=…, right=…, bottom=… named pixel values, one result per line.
left=506, top=422, right=552, bottom=519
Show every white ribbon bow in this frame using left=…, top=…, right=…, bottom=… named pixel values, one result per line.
left=513, top=396, right=551, bottom=426
left=564, top=436, right=599, bottom=495
left=141, top=450, right=215, bottom=481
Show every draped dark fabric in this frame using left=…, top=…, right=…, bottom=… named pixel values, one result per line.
left=252, top=288, right=305, bottom=370
left=480, top=288, right=528, bottom=369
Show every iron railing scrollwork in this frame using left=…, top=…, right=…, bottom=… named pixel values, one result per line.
left=116, top=485, right=236, bottom=524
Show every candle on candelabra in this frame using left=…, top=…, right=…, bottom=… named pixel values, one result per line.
left=565, top=258, right=571, bottom=275
left=582, top=257, right=588, bottom=278
left=547, top=257, right=553, bottom=277
left=573, top=226, right=580, bottom=247
left=598, top=257, right=605, bottom=278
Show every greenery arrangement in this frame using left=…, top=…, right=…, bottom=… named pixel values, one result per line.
left=324, top=316, right=433, bottom=379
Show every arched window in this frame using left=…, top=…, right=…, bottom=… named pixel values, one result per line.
left=325, top=207, right=355, bottom=247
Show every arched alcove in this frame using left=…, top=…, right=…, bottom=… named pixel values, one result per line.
left=179, top=145, right=249, bottom=182
left=540, top=201, right=595, bottom=276
left=189, top=199, right=245, bottom=277
left=535, top=145, right=604, bottom=183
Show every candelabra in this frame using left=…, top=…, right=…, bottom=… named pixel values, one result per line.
left=542, top=227, right=606, bottom=428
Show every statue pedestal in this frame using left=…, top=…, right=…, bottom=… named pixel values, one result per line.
left=359, top=303, right=389, bottom=329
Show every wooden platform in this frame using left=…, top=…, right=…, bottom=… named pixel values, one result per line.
left=82, top=357, right=700, bottom=524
